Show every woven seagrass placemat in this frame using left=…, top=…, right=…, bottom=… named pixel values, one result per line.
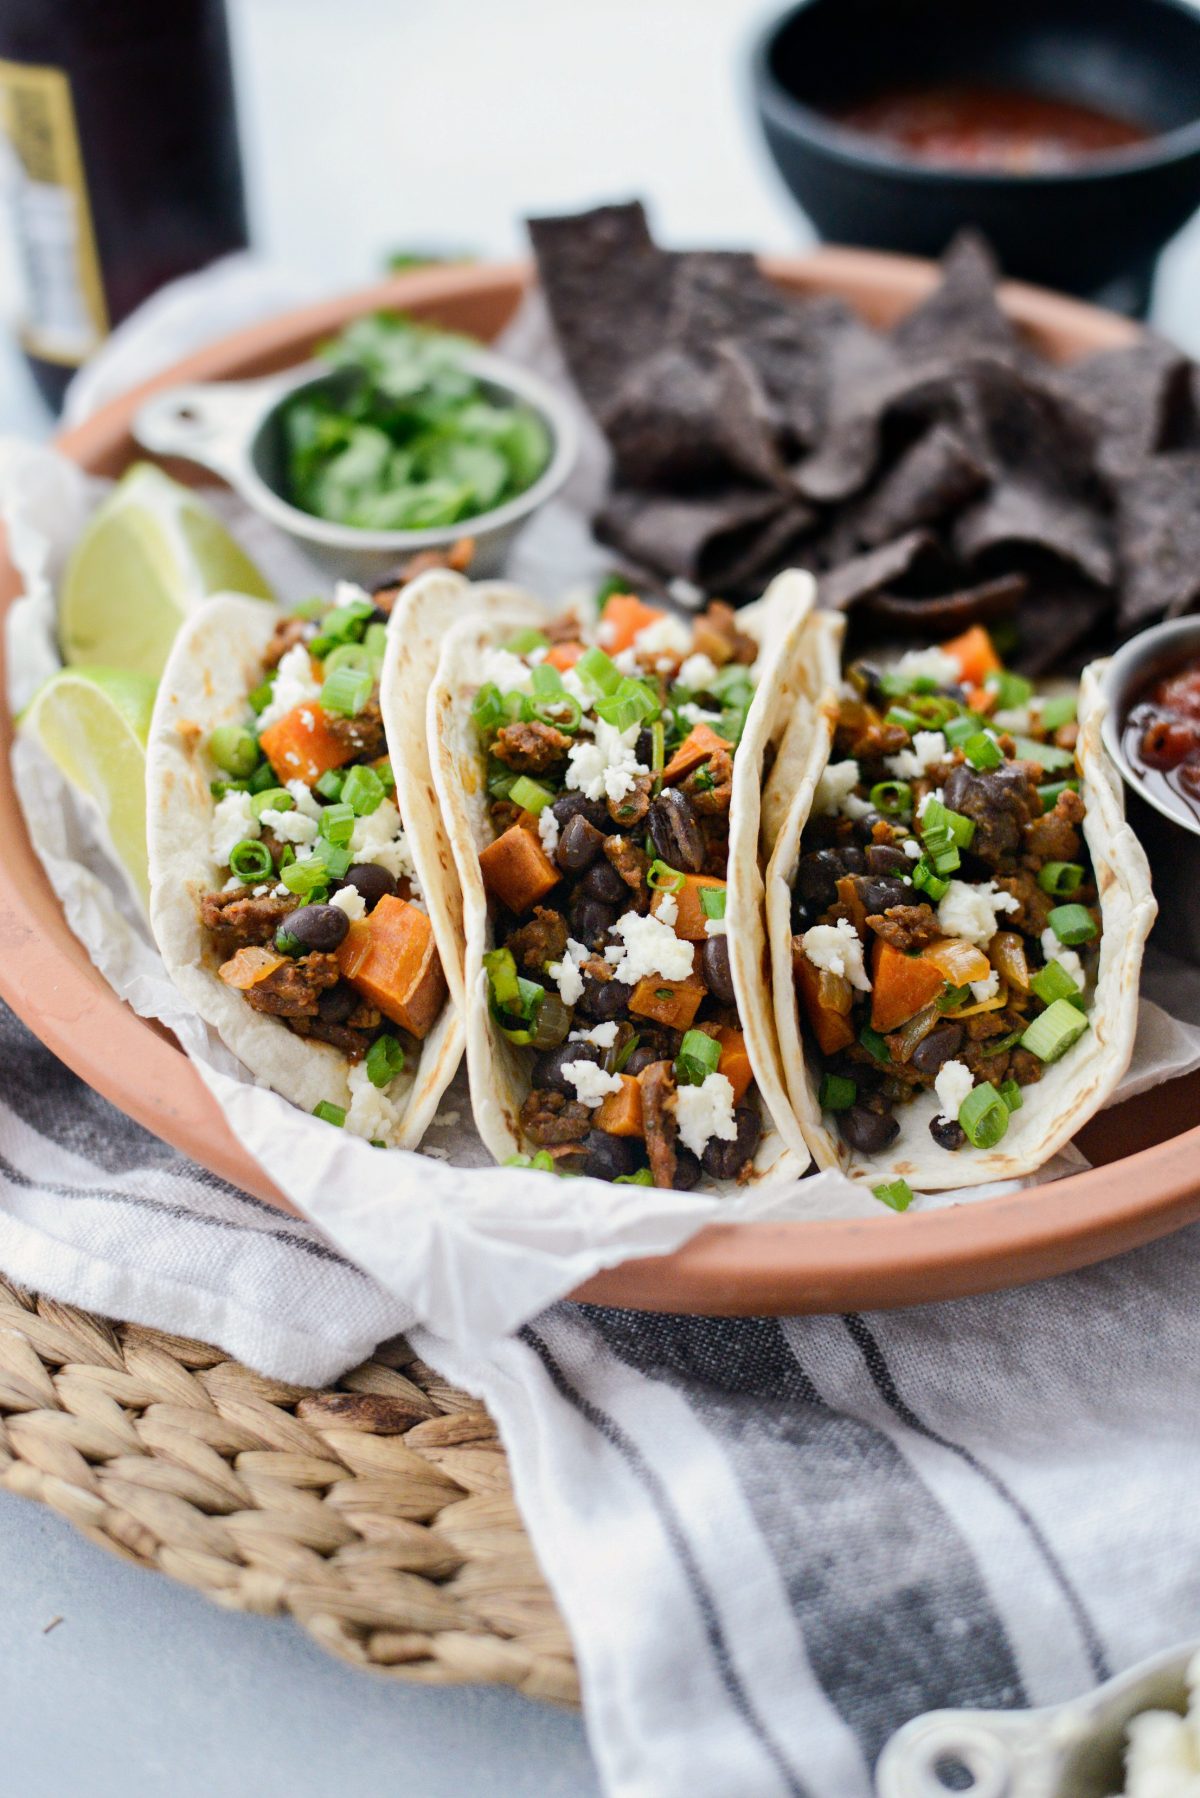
left=0, top=1278, right=577, bottom=1703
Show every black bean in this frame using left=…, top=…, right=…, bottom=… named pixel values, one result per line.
left=531, top=1041, right=600, bottom=1096
left=930, top=1116, right=966, bottom=1151
left=852, top=811, right=884, bottom=844
left=842, top=845, right=866, bottom=874
left=551, top=791, right=610, bottom=833
left=580, top=860, right=627, bottom=904
left=701, top=935, right=736, bottom=1005
left=647, top=790, right=705, bottom=873
left=791, top=892, right=820, bottom=934
left=556, top=812, right=605, bottom=874
left=837, top=1103, right=900, bottom=1154
left=568, top=895, right=617, bottom=947
left=909, top=1023, right=965, bottom=1076
left=862, top=877, right=911, bottom=914
left=865, top=844, right=912, bottom=876
left=623, top=1045, right=662, bottom=1078
left=580, top=1129, right=640, bottom=1181
left=277, top=903, right=349, bottom=954
left=796, top=849, right=843, bottom=909
left=317, top=979, right=358, bottom=1024
left=336, top=863, right=396, bottom=913
left=576, top=975, right=634, bottom=1021
left=672, top=1148, right=703, bottom=1191
left=701, top=1106, right=762, bottom=1180
left=635, top=727, right=655, bottom=766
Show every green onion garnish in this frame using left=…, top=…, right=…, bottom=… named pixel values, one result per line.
left=922, top=798, right=975, bottom=849
left=1037, top=778, right=1079, bottom=809
left=250, top=787, right=293, bottom=820
left=647, top=860, right=685, bottom=892
left=504, top=628, right=550, bottom=655
left=341, top=764, right=385, bottom=816
left=247, top=762, right=278, bottom=795
left=321, top=665, right=372, bottom=717
left=280, top=856, right=328, bottom=897
left=314, top=769, right=345, bottom=801
left=911, top=857, right=950, bottom=902
left=943, top=715, right=981, bottom=750
left=364, top=622, right=389, bottom=668
left=313, top=838, right=353, bottom=880
left=819, top=1073, right=857, bottom=1112
left=322, top=642, right=372, bottom=678
left=508, top=775, right=555, bottom=815
left=576, top=645, right=621, bottom=698
left=1037, top=693, right=1077, bottom=731
left=1048, top=903, right=1097, bottom=946
left=290, top=596, right=326, bottom=620
left=374, top=757, right=395, bottom=794
left=1020, top=997, right=1090, bottom=1063
left=613, top=1167, right=655, bottom=1186
left=699, top=886, right=728, bottom=921
left=472, top=682, right=505, bottom=737
left=885, top=706, right=922, bottom=733
left=503, top=1150, right=561, bottom=1173
left=870, top=779, right=912, bottom=817
left=319, top=801, right=356, bottom=846
left=881, top=670, right=938, bottom=696
left=530, top=662, right=564, bottom=699
left=487, top=762, right=518, bottom=800
left=366, top=1034, right=406, bottom=1089
left=309, top=597, right=374, bottom=658
left=248, top=673, right=277, bottom=715
left=1038, top=861, right=1084, bottom=897
left=985, top=670, right=1033, bottom=710
left=596, top=575, right=630, bottom=606
left=313, top=1100, right=346, bottom=1127
left=958, top=1082, right=1010, bottom=1149
left=483, top=946, right=522, bottom=1009
left=228, top=838, right=273, bottom=881
left=873, top=1178, right=914, bottom=1212
left=1030, top=959, right=1084, bottom=1009
left=674, top=1029, right=721, bottom=1087
left=859, top=1024, right=891, bottom=1063
left=1012, top=735, right=1076, bottom=771
left=209, top=723, right=260, bottom=778
left=964, top=731, right=1003, bottom=770
left=595, top=677, right=660, bottom=733
left=998, top=1079, right=1023, bottom=1113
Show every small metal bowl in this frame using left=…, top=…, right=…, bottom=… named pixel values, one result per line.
left=131, top=345, right=578, bottom=586
left=1099, top=616, right=1200, bottom=960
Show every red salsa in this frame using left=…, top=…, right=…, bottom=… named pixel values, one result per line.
left=1123, top=654, right=1200, bottom=822
left=834, top=84, right=1150, bottom=172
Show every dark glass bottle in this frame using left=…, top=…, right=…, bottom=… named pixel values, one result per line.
left=0, top=0, right=248, bottom=411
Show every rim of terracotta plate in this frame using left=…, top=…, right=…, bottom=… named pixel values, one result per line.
left=2, top=245, right=1195, bottom=1314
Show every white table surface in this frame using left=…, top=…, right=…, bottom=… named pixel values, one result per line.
left=4, top=4, right=1200, bottom=1793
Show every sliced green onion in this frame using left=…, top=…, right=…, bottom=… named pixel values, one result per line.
left=1011, top=734, right=1075, bottom=771
left=699, top=886, right=727, bottom=920
left=247, top=762, right=279, bottom=795
left=319, top=800, right=356, bottom=846
left=228, top=838, right=273, bottom=881
left=1037, top=693, right=1077, bottom=731
left=280, top=856, right=329, bottom=897
left=819, top=1073, right=857, bottom=1112
left=958, top=1082, right=1010, bottom=1149
left=675, top=1029, right=721, bottom=1087
left=595, top=677, right=660, bottom=731
left=985, top=670, right=1033, bottom=710
left=322, top=642, right=372, bottom=678
left=321, top=665, right=372, bottom=717
left=290, top=595, right=326, bottom=620
left=341, top=763, right=385, bottom=816
left=530, top=662, right=564, bottom=699
left=366, top=1034, right=406, bottom=1089
left=596, top=575, right=630, bottom=606
left=922, top=797, right=976, bottom=849
left=487, top=761, right=517, bottom=800
left=870, top=779, right=912, bottom=816
left=250, top=786, right=294, bottom=820
left=873, top=1178, right=914, bottom=1212
left=576, top=645, right=621, bottom=698
left=508, top=775, right=555, bottom=815
left=364, top=622, right=389, bottom=668
left=998, top=1079, right=1023, bottom=1113
left=314, top=769, right=345, bottom=801
left=374, top=757, right=395, bottom=794
left=859, top=1024, right=891, bottom=1063
left=881, top=670, right=938, bottom=697
left=885, top=706, right=922, bottom=733
left=312, top=838, right=353, bottom=879
left=650, top=718, right=665, bottom=778
left=964, top=731, right=1003, bottom=770
left=210, top=779, right=247, bottom=799
left=503, top=1151, right=561, bottom=1174
left=943, top=715, right=981, bottom=750
left=1048, top=903, right=1097, bottom=946
left=209, top=723, right=260, bottom=778
left=502, top=688, right=532, bottom=724
left=313, top=1100, right=346, bottom=1127
left=504, top=628, right=550, bottom=655
left=472, top=682, right=505, bottom=736
left=1021, top=997, right=1090, bottom=1063
left=911, top=858, right=950, bottom=902
left=910, top=694, right=959, bottom=727
left=1038, top=861, right=1084, bottom=897
left=483, top=946, right=521, bottom=1009
left=1030, top=959, right=1083, bottom=1008
left=533, top=693, right=583, bottom=732
left=248, top=673, right=277, bottom=715
left=647, top=860, right=685, bottom=892
left=613, top=1167, right=654, bottom=1186
left=1037, top=778, right=1079, bottom=809
left=309, top=597, right=374, bottom=657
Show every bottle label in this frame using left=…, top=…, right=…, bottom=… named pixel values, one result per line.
left=0, top=57, right=107, bottom=366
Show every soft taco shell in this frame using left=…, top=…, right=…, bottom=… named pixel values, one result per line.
left=146, top=591, right=462, bottom=1148
left=428, top=570, right=819, bottom=1190
left=764, top=612, right=1157, bottom=1191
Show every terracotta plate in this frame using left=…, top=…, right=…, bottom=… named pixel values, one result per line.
left=3, top=249, right=1197, bottom=1315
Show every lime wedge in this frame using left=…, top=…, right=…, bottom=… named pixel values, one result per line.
left=20, top=666, right=158, bottom=906
left=60, top=462, right=272, bottom=678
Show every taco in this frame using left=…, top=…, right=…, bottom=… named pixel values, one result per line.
left=765, top=618, right=1156, bottom=1196
left=146, top=581, right=462, bottom=1148
left=426, top=571, right=817, bottom=1190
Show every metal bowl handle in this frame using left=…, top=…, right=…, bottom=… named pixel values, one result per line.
left=132, top=376, right=283, bottom=487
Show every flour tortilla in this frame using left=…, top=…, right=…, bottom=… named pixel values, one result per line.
left=427, top=570, right=818, bottom=1188
left=764, top=614, right=1157, bottom=1190
left=146, top=592, right=462, bottom=1149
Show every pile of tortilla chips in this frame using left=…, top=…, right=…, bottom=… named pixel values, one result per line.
left=529, top=202, right=1200, bottom=669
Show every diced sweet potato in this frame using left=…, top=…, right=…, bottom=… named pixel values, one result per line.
left=650, top=875, right=726, bottom=941
left=714, top=1026, right=753, bottom=1104
left=795, top=954, right=856, bottom=1056
left=940, top=624, right=1001, bottom=687
left=871, top=940, right=946, bottom=1034
left=595, top=1074, right=645, bottom=1137
left=337, top=895, right=447, bottom=1039
left=546, top=641, right=585, bottom=672
left=219, top=945, right=287, bottom=989
left=662, top=723, right=732, bottom=786
left=835, top=874, right=868, bottom=935
left=599, top=592, right=664, bottom=654
left=478, top=824, right=560, bottom=913
left=259, top=703, right=357, bottom=786
left=628, top=969, right=706, bottom=1031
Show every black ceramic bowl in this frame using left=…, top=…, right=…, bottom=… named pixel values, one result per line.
left=752, top=0, right=1200, bottom=312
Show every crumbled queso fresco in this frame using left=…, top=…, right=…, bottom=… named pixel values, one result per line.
left=934, top=1059, right=974, bottom=1125
left=344, top=1059, right=404, bottom=1143
left=603, top=909, right=695, bottom=986
left=801, top=918, right=872, bottom=991
left=935, top=879, right=1020, bottom=949
left=1121, top=1652, right=1200, bottom=1797
left=565, top=718, right=648, bottom=806
left=256, top=642, right=319, bottom=731
left=675, top=1073, right=738, bottom=1160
